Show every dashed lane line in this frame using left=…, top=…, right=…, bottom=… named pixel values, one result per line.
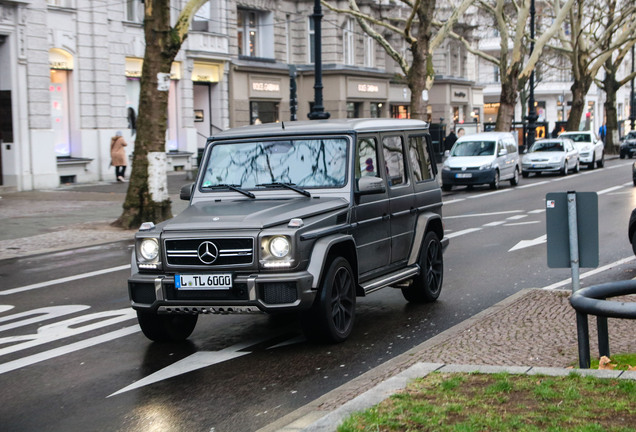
left=542, top=256, right=636, bottom=290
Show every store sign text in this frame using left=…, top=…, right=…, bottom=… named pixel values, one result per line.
left=252, top=82, right=280, bottom=92
left=358, top=84, right=380, bottom=93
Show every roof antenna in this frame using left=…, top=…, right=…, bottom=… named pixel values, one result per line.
left=281, top=121, right=285, bottom=130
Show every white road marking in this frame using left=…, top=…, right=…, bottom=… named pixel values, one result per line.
left=443, top=198, right=466, bottom=205
left=528, top=209, right=545, bottom=214
left=517, top=181, right=550, bottom=189
left=542, top=256, right=636, bottom=290
left=483, top=221, right=506, bottom=227
left=508, top=234, right=547, bottom=252
left=0, top=264, right=131, bottom=295
left=446, top=228, right=482, bottom=239
left=0, top=305, right=90, bottom=332
left=506, top=215, right=528, bottom=220
left=445, top=210, right=523, bottom=219
left=598, top=185, right=624, bottom=195
left=504, top=221, right=540, bottom=227
left=109, top=339, right=261, bottom=397
left=0, top=325, right=139, bottom=375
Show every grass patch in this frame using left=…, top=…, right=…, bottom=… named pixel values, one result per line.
left=590, top=353, right=636, bottom=371
left=338, top=372, right=636, bottom=432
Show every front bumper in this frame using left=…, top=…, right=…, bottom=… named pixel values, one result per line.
left=441, top=168, right=496, bottom=186
left=128, top=271, right=315, bottom=314
left=522, top=162, right=562, bottom=173
left=578, top=152, right=593, bottom=163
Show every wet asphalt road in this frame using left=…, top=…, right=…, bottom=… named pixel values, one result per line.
left=1, top=159, right=635, bottom=431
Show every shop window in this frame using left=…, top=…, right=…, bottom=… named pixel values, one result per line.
left=238, top=8, right=274, bottom=59
left=370, top=102, right=383, bottom=118
left=391, top=105, right=410, bottom=119
left=125, top=0, right=143, bottom=23
left=0, top=91, right=12, bottom=143
left=250, top=101, right=279, bottom=124
left=346, top=102, right=362, bottom=119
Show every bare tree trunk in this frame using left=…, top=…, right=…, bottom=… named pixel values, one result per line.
left=604, top=80, right=618, bottom=153
left=113, top=0, right=181, bottom=229
left=567, top=77, right=592, bottom=131
left=496, top=73, right=519, bottom=131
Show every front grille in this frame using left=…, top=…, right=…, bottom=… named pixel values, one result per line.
left=448, top=167, right=478, bottom=171
left=165, top=238, right=253, bottom=267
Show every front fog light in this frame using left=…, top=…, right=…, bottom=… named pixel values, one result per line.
left=269, top=236, right=290, bottom=258
left=140, top=238, right=159, bottom=261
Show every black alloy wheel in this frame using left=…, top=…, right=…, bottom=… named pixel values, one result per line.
left=301, top=257, right=356, bottom=343
left=402, top=231, right=444, bottom=303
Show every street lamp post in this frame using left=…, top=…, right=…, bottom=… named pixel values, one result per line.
left=526, top=0, right=538, bottom=151
left=308, top=0, right=330, bottom=120
left=630, top=44, right=635, bottom=131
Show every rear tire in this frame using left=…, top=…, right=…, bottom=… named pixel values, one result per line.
left=137, top=311, right=198, bottom=342
left=402, top=231, right=443, bottom=303
left=301, top=257, right=356, bottom=343
left=574, top=160, right=580, bottom=173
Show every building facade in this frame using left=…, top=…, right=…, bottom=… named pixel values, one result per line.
left=0, top=0, right=483, bottom=191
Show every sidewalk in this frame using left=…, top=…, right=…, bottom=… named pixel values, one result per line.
left=1, top=174, right=635, bottom=432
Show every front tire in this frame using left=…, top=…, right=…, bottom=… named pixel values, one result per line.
left=402, top=231, right=443, bottom=303
left=490, top=170, right=500, bottom=190
left=510, top=167, right=520, bottom=186
left=574, top=159, right=580, bottom=173
left=301, top=257, right=356, bottom=343
left=588, top=153, right=596, bottom=170
left=560, top=160, right=568, bottom=176
left=137, top=311, right=198, bottom=342
left=597, top=151, right=604, bottom=168
left=522, top=171, right=529, bottom=178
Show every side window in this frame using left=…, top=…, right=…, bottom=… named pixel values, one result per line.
left=408, top=135, right=433, bottom=182
left=382, top=136, right=406, bottom=186
left=356, top=137, right=379, bottom=180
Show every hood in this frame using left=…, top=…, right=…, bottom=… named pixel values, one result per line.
left=523, top=151, right=563, bottom=161
left=445, top=155, right=495, bottom=168
left=163, top=197, right=349, bottom=231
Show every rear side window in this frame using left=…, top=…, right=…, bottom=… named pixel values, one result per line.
left=408, top=135, right=433, bottom=182
left=382, top=136, right=407, bottom=186
left=356, top=137, right=379, bottom=180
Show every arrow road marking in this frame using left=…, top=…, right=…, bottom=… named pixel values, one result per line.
left=109, top=338, right=270, bottom=397
left=508, top=234, right=547, bottom=252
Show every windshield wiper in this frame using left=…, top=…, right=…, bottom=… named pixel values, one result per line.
left=202, top=184, right=255, bottom=199
left=257, top=182, right=311, bottom=197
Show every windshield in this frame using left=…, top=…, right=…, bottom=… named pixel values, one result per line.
left=201, top=138, right=348, bottom=189
left=561, top=133, right=590, bottom=143
left=529, top=141, right=564, bottom=152
left=450, top=140, right=496, bottom=157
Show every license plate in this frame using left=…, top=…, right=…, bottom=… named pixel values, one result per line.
left=532, top=164, right=546, bottom=168
left=455, top=173, right=472, bottom=178
left=175, top=274, right=233, bottom=290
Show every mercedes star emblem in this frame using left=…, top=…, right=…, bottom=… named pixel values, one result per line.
left=197, top=241, right=219, bottom=264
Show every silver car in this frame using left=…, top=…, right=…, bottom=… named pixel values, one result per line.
left=522, top=138, right=579, bottom=177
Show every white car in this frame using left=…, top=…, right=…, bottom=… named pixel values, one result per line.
left=522, top=138, right=579, bottom=177
left=558, top=131, right=604, bottom=169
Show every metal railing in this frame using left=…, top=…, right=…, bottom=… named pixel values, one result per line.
left=569, top=280, right=636, bottom=368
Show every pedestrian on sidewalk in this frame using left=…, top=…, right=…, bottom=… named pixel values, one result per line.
left=110, top=130, right=128, bottom=182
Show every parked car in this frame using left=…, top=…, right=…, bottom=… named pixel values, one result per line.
left=441, top=132, right=521, bottom=191
left=619, top=131, right=636, bottom=159
left=128, top=119, right=448, bottom=343
left=632, top=162, right=636, bottom=186
left=558, top=131, right=604, bottom=169
left=521, top=137, right=579, bottom=177
left=628, top=208, right=636, bottom=255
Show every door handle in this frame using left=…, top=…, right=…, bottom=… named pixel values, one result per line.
left=382, top=214, right=390, bottom=221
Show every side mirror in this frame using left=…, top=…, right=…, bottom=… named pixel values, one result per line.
left=356, top=176, right=385, bottom=195
left=444, top=150, right=450, bottom=158
left=498, top=148, right=508, bottom=156
left=180, top=183, right=194, bottom=201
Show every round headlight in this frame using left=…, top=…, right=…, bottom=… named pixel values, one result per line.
left=139, top=238, right=159, bottom=261
left=269, top=236, right=290, bottom=258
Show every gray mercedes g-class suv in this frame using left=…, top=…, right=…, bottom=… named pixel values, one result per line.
left=128, top=118, right=448, bottom=343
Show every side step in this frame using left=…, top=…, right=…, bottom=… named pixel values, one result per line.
left=360, top=266, right=420, bottom=295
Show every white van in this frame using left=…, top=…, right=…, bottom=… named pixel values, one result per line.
left=441, top=132, right=521, bottom=191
